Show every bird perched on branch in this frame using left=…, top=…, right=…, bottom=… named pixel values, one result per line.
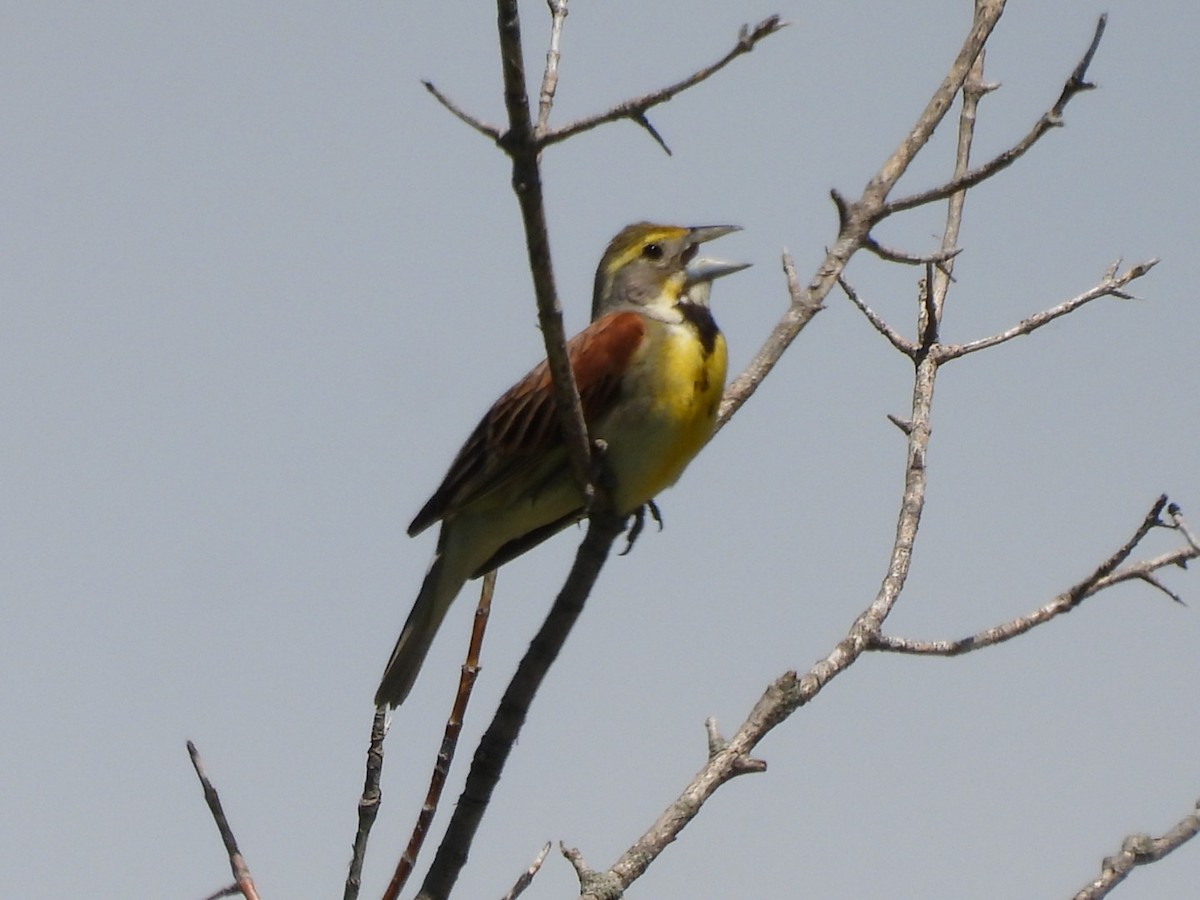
left=375, top=222, right=748, bottom=707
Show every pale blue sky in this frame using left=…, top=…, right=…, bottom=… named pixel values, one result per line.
left=3, top=2, right=1198, bottom=898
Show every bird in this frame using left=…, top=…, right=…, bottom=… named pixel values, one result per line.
left=375, top=222, right=748, bottom=707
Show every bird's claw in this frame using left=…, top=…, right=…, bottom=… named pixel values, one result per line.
left=619, top=500, right=664, bottom=556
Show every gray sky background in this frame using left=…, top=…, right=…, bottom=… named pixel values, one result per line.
left=4, top=2, right=1198, bottom=898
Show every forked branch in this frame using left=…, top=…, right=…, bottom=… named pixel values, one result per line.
left=882, top=14, right=1107, bottom=218
left=543, top=16, right=787, bottom=151
left=869, top=496, right=1197, bottom=656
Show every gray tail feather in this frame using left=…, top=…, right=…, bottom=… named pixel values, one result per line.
left=374, top=552, right=464, bottom=707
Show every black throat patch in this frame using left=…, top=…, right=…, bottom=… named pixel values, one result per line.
left=676, top=301, right=720, bottom=356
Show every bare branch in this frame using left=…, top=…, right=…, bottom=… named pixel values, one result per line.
left=936, top=258, right=1159, bottom=361
left=187, top=741, right=260, bottom=900
left=718, top=2, right=1007, bottom=433
left=870, top=496, right=1199, bottom=656
left=567, top=843, right=625, bottom=900
left=418, top=512, right=626, bottom=899
left=535, top=0, right=568, bottom=134
left=1073, top=797, right=1200, bottom=900
left=343, top=708, right=388, bottom=900
left=381, top=573, right=496, bottom=900
left=922, top=45, right=988, bottom=334
left=542, top=16, right=787, bottom=149
left=837, top=274, right=915, bottom=356
left=594, top=22, right=1080, bottom=889
left=882, top=15, right=1108, bottom=217
left=715, top=248, right=823, bottom=431
left=862, top=233, right=961, bottom=268
left=502, top=842, right=552, bottom=900
left=494, top=0, right=594, bottom=501
left=858, top=0, right=1005, bottom=208
left=421, top=80, right=502, bottom=141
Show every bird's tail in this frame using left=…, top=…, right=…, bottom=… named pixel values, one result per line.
left=374, top=549, right=469, bottom=707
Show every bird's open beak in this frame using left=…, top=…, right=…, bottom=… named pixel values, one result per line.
left=685, top=257, right=752, bottom=288
left=683, top=225, right=749, bottom=289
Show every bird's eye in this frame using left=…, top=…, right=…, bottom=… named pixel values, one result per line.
left=641, top=242, right=663, bottom=260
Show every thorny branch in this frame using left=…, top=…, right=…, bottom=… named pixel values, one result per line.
left=543, top=16, right=787, bottom=152
left=882, top=14, right=1107, bottom=217
left=574, top=8, right=1191, bottom=898
left=869, top=496, right=1197, bottom=656
left=345, top=4, right=1191, bottom=900
left=937, top=258, right=1159, bottom=360
left=718, top=0, right=1012, bottom=427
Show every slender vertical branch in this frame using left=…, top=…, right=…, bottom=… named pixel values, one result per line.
left=495, top=0, right=593, bottom=499
left=344, top=709, right=387, bottom=900
left=536, top=0, right=568, bottom=134
left=382, top=574, right=496, bottom=900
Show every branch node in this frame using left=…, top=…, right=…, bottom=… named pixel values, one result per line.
left=563, top=844, right=624, bottom=899
left=887, top=414, right=914, bottom=435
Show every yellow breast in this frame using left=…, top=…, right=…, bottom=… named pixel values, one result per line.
left=595, top=313, right=727, bottom=512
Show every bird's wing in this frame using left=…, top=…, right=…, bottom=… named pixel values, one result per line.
left=407, top=310, right=646, bottom=535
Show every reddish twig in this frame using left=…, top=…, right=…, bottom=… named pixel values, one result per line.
left=187, top=741, right=260, bottom=900
left=382, top=572, right=496, bottom=900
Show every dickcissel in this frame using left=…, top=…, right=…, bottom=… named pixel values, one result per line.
left=375, top=223, right=747, bottom=707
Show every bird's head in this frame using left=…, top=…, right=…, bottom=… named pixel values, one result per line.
left=591, top=222, right=748, bottom=320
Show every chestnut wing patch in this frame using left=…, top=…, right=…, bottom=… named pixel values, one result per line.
left=408, top=311, right=645, bottom=535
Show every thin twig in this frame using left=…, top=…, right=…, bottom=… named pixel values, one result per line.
left=187, top=741, right=261, bottom=900
left=716, top=1, right=1007, bottom=432
left=535, top=0, right=568, bottom=134
left=494, top=0, right=593, bottom=500
left=421, top=81, right=502, bottom=141
left=715, top=248, right=823, bottom=431
left=862, top=233, right=961, bottom=267
left=870, top=496, right=1198, bottom=655
left=923, top=43, right=987, bottom=333
left=542, top=16, right=787, bottom=150
left=418, top=512, right=626, bottom=899
left=936, top=258, right=1159, bottom=361
left=882, top=15, right=1108, bottom=218
left=344, top=708, right=388, bottom=900
left=586, top=18, right=1009, bottom=893
left=837, top=274, right=915, bottom=356
left=1073, top=797, right=1200, bottom=900
left=501, top=842, right=552, bottom=900
left=382, top=573, right=496, bottom=900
